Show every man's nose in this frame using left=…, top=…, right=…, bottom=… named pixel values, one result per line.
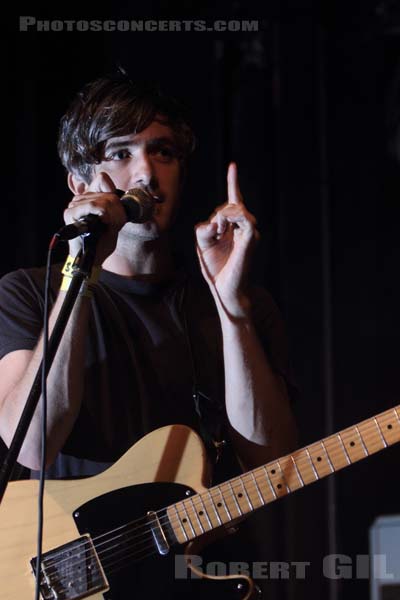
left=132, top=151, right=156, bottom=187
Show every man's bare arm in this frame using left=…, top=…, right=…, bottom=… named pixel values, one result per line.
left=0, top=172, right=127, bottom=470
left=195, top=163, right=297, bottom=469
left=219, top=309, right=297, bottom=469
left=0, top=292, right=91, bottom=470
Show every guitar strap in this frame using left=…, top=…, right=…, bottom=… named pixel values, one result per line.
left=179, top=278, right=228, bottom=466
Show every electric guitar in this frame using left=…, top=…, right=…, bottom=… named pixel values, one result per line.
left=0, top=404, right=399, bottom=600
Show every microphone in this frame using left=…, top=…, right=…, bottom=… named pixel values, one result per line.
left=56, top=188, right=155, bottom=241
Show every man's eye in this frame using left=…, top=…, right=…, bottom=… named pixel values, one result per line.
left=155, top=146, right=175, bottom=160
left=107, top=149, right=131, bottom=161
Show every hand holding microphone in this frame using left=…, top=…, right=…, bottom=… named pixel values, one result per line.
left=60, top=172, right=155, bottom=264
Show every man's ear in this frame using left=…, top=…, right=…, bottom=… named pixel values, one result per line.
left=68, top=172, right=89, bottom=195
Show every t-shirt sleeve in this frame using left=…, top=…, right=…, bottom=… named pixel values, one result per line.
left=0, top=270, right=44, bottom=359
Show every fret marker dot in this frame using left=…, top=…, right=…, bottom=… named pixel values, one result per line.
left=183, top=518, right=187, bottom=523
left=238, top=493, right=243, bottom=498
left=271, top=469, right=276, bottom=475
left=199, top=511, right=203, bottom=516
left=217, top=502, right=222, bottom=507
left=387, top=424, right=393, bottom=430
left=350, top=441, right=355, bottom=447
left=317, top=457, right=322, bottom=462
left=277, top=484, right=282, bottom=489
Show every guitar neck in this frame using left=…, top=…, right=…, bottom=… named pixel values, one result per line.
left=168, top=405, right=400, bottom=543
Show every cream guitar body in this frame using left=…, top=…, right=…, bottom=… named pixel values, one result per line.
left=0, top=425, right=254, bottom=600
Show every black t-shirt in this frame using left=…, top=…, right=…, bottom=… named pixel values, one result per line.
left=0, top=265, right=293, bottom=481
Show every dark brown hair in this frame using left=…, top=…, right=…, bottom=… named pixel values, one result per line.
left=58, top=72, right=196, bottom=183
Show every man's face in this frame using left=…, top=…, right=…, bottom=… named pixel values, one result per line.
left=92, top=120, right=182, bottom=239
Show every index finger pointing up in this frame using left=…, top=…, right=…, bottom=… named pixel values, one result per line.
left=227, top=162, right=243, bottom=205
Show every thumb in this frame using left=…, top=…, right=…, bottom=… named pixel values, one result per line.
left=88, top=171, right=116, bottom=193
left=195, top=221, right=218, bottom=250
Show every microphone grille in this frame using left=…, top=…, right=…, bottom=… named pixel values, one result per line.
left=120, top=188, right=154, bottom=223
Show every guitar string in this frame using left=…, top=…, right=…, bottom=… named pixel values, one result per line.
left=47, top=408, right=399, bottom=598
left=41, top=412, right=400, bottom=589
left=40, top=413, right=400, bottom=581
left=44, top=406, right=400, bottom=571
left=44, top=431, right=400, bottom=596
left=43, top=405, right=399, bottom=573
left=39, top=414, right=399, bottom=591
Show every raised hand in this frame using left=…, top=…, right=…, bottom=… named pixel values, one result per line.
left=195, top=162, right=259, bottom=318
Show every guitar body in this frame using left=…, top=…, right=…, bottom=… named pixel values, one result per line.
left=0, top=425, right=255, bottom=600
left=4, top=405, right=398, bottom=599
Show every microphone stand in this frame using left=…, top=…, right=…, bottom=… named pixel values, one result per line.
left=0, top=233, right=98, bottom=503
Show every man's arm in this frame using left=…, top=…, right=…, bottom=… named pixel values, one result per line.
left=0, top=173, right=126, bottom=470
left=219, top=308, right=297, bottom=469
left=0, top=292, right=91, bottom=470
left=195, top=163, right=297, bottom=469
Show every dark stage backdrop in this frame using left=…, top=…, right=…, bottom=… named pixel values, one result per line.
left=3, top=3, right=400, bottom=600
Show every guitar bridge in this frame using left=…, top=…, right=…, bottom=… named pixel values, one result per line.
left=31, top=534, right=109, bottom=599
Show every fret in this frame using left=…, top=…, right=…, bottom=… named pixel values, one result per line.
left=323, top=434, right=350, bottom=469
left=227, top=481, right=243, bottom=517
left=229, top=478, right=250, bottom=514
left=373, top=417, right=387, bottom=448
left=355, top=425, right=369, bottom=456
left=376, top=409, right=400, bottom=445
left=182, top=500, right=198, bottom=538
left=337, top=433, right=352, bottom=463
left=291, top=449, right=319, bottom=484
left=394, top=407, right=400, bottom=425
left=219, top=483, right=242, bottom=520
left=261, top=466, right=278, bottom=500
left=336, top=433, right=351, bottom=466
left=306, top=442, right=332, bottom=478
left=209, top=487, right=232, bottom=524
left=231, top=477, right=255, bottom=514
left=175, top=501, right=196, bottom=540
left=191, top=495, right=213, bottom=533
left=276, top=456, right=303, bottom=491
left=188, top=497, right=205, bottom=536
left=267, top=462, right=289, bottom=497
left=358, top=417, right=386, bottom=453
left=252, top=467, right=276, bottom=503
left=276, top=459, right=291, bottom=493
left=338, top=428, right=365, bottom=463
left=291, top=455, right=305, bottom=487
left=250, top=471, right=265, bottom=507
left=167, top=504, right=188, bottom=544
left=240, top=476, right=255, bottom=510
left=305, top=448, right=319, bottom=480
left=320, top=440, right=335, bottom=473
left=205, top=490, right=222, bottom=528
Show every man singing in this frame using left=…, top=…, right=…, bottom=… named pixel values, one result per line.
left=0, top=71, right=297, bottom=598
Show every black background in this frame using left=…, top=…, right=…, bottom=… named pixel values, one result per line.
left=2, top=2, right=400, bottom=599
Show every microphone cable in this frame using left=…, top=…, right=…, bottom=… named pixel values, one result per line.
left=35, top=232, right=58, bottom=600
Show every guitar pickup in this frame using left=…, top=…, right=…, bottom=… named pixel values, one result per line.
left=31, top=534, right=109, bottom=600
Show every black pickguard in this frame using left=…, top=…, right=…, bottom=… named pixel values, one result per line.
left=73, top=482, right=252, bottom=600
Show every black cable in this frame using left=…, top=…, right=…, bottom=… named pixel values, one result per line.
left=35, top=233, right=58, bottom=600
